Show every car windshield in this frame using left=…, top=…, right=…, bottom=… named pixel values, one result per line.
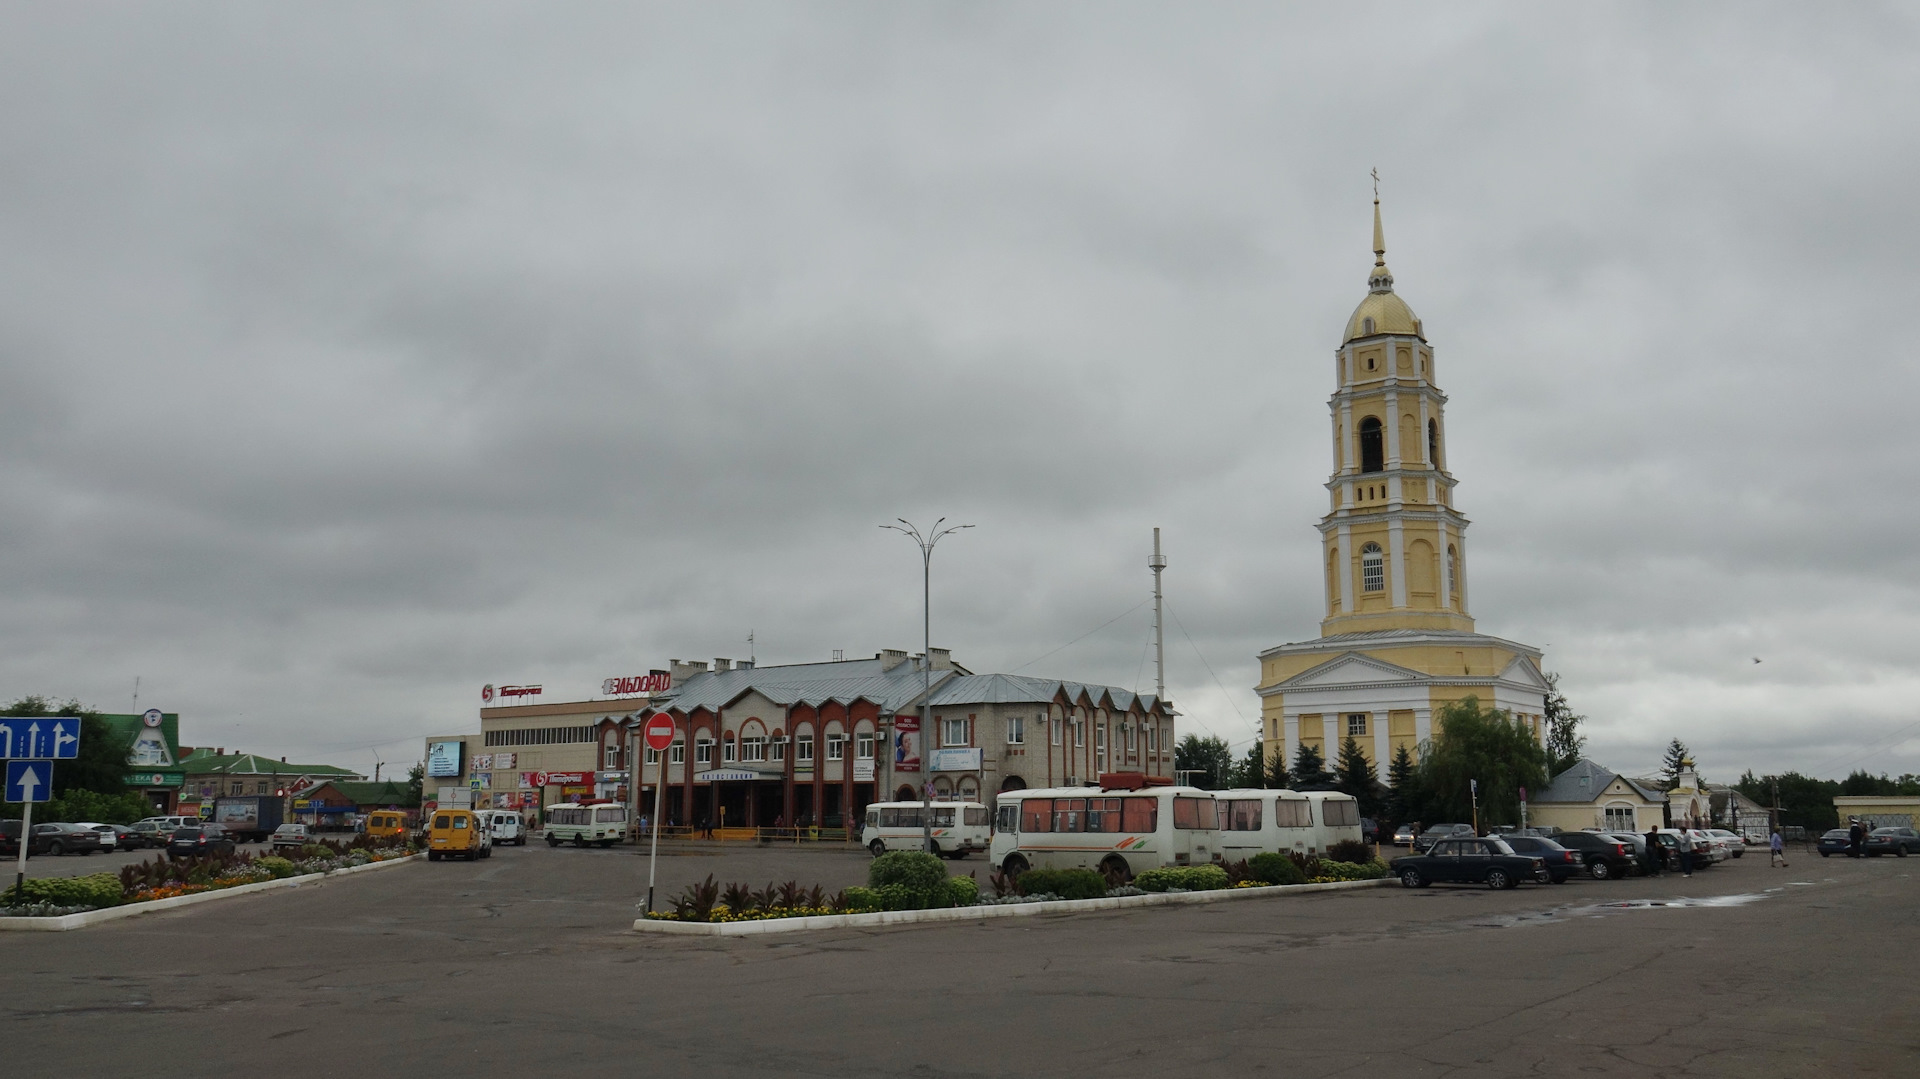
left=1870, top=828, right=1899, bottom=836
left=1822, top=830, right=1849, bottom=838
left=174, top=828, right=203, bottom=838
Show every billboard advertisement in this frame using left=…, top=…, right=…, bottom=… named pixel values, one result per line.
left=425, top=740, right=465, bottom=778
left=928, top=747, right=983, bottom=772
left=893, top=715, right=921, bottom=773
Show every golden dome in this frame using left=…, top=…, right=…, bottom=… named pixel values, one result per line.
left=1342, top=194, right=1425, bottom=344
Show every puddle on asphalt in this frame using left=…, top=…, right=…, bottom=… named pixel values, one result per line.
left=1456, top=892, right=1772, bottom=930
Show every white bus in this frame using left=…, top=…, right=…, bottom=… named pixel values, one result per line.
left=990, top=783, right=1221, bottom=881
left=861, top=801, right=991, bottom=859
left=544, top=802, right=627, bottom=847
left=1214, top=789, right=1318, bottom=861
left=1303, top=791, right=1364, bottom=852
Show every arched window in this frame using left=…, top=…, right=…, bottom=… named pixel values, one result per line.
left=1362, top=317, right=1375, bottom=335
left=1358, top=417, right=1384, bottom=473
left=1427, top=419, right=1440, bottom=468
left=1361, top=543, right=1385, bottom=593
left=1447, top=546, right=1460, bottom=599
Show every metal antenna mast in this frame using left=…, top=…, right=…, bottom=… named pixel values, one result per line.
left=1150, top=528, right=1167, bottom=701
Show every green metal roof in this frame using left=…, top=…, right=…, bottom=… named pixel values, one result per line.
left=305, top=780, right=418, bottom=808
left=177, top=749, right=362, bottom=779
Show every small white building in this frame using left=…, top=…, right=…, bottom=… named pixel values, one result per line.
left=1528, top=758, right=1667, bottom=832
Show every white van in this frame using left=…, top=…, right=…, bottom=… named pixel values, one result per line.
left=478, top=810, right=525, bottom=846
left=1303, top=791, right=1364, bottom=853
left=861, top=801, right=990, bottom=859
left=990, top=782, right=1220, bottom=880
left=1214, top=789, right=1317, bottom=861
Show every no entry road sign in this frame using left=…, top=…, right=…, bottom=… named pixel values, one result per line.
left=6, top=760, right=52, bottom=803
left=0, top=717, right=80, bottom=759
left=643, top=715, right=676, bottom=752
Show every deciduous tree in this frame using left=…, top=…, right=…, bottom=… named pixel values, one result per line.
left=1174, top=734, right=1234, bottom=790
left=1412, top=696, right=1547, bottom=828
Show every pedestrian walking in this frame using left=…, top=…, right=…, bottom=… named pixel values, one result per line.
left=1676, top=827, right=1695, bottom=877
left=1848, top=818, right=1865, bottom=858
left=1644, top=826, right=1664, bottom=876
left=639, top=813, right=649, bottom=836
left=1769, top=828, right=1787, bottom=867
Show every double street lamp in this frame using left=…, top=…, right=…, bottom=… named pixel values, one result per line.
left=881, top=517, right=972, bottom=855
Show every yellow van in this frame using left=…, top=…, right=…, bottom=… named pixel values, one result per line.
left=426, top=809, right=493, bottom=861
left=366, top=811, right=411, bottom=842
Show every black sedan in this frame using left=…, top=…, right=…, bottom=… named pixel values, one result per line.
left=1863, top=827, right=1920, bottom=857
left=32, top=822, right=105, bottom=855
left=1499, top=834, right=1583, bottom=883
left=167, top=825, right=236, bottom=857
left=1816, top=829, right=1856, bottom=857
left=1391, top=837, right=1550, bottom=889
left=1549, top=831, right=1639, bottom=879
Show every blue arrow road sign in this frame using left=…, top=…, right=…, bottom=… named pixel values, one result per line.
left=0, top=717, right=80, bottom=759
left=7, top=760, right=52, bottom=803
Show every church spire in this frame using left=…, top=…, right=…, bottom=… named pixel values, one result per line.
left=1372, top=168, right=1386, bottom=267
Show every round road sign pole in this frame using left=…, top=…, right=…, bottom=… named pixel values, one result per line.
left=643, top=714, right=676, bottom=915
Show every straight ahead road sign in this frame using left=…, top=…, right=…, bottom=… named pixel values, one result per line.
left=0, top=717, right=81, bottom=759
left=6, top=760, right=52, bottom=803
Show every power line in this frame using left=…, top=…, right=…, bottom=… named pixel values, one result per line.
left=1162, top=598, right=1252, bottom=735
left=1009, top=599, right=1149, bottom=674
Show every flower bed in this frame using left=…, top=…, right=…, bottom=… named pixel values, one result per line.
left=1, top=835, right=420, bottom=917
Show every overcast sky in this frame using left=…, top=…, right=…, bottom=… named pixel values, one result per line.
left=3, top=4, right=1917, bottom=783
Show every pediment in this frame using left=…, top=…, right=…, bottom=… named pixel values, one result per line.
left=1284, top=652, right=1426, bottom=688
left=1496, top=655, right=1551, bottom=691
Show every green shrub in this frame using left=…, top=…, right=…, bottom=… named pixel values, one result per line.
left=945, top=875, right=980, bottom=907
left=1308, top=858, right=1390, bottom=882
left=874, top=883, right=923, bottom=911
left=839, top=886, right=883, bottom=912
left=1326, top=839, right=1374, bottom=865
left=870, top=850, right=946, bottom=891
left=3, top=873, right=123, bottom=910
left=1013, top=867, right=1106, bottom=901
left=1134, top=865, right=1231, bottom=892
left=1248, top=852, right=1307, bottom=886
left=255, top=856, right=298, bottom=879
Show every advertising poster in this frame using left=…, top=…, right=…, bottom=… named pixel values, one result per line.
left=425, top=740, right=464, bottom=778
left=473, top=753, right=493, bottom=771
left=495, top=753, right=515, bottom=769
left=518, top=771, right=535, bottom=790
left=893, top=714, right=921, bottom=773
left=471, top=772, right=492, bottom=790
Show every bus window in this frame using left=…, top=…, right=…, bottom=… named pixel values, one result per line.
left=1321, top=799, right=1359, bottom=827
left=595, top=806, right=627, bottom=824
left=967, top=807, right=990, bottom=828
left=433, top=815, right=451, bottom=829
left=1274, top=799, right=1312, bottom=828
left=1173, top=797, right=1217, bottom=830
left=933, top=809, right=955, bottom=828
left=1225, top=799, right=1262, bottom=831
left=1085, top=798, right=1123, bottom=833
left=1021, top=799, right=1052, bottom=832
left=1053, top=798, right=1086, bottom=833
left=1121, top=798, right=1157, bottom=833
left=996, top=804, right=1017, bottom=832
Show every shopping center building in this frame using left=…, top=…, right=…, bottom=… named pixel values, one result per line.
left=425, top=651, right=1176, bottom=829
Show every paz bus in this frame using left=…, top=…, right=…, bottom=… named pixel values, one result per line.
left=1214, top=788, right=1318, bottom=861
left=860, top=801, right=991, bottom=859
left=989, top=774, right=1221, bottom=881
left=544, top=802, right=628, bottom=847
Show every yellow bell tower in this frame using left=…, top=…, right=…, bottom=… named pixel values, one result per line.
left=1319, top=193, right=1475, bottom=636
left=1255, top=185, right=1548, bottom=781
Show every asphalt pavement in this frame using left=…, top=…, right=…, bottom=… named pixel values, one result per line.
left=1, top=841, right=1913, bottom=1077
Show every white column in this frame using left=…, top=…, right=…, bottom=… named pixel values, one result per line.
left=1388, top=517, right=1407, bottom=608
left=1323, top=714, right=1338, bottom=755
left=1384, top=389, right=1400, bottom=467
left=1283, top=714, right=1299, bottom=772
left=1337, top=523, right=1354, bottom=613
left=1339, top=400, right=1355, bottom=474
left=1418, top=394, right=1432, bottom=466
left=1455, top=532, right=1470, bottom=613
left=1414, top=707, right=1432, bottom=748
left=1372, top=710, right=1391, bottom=783
left=1439, top=523, right=1454, bottom=611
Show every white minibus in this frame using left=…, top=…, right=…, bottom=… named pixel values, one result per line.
left=478, top=809, right=525, bottom=846
left=861, top=801, right=991, bottom=859
left=1304, top=791, right=1364, bottom=852
left=1214, top=789, right=1318, bottom=861
left=990, top=782, right=1221, bottom=881
left=544, top=802, right=627, bottom=847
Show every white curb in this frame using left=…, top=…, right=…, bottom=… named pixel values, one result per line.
left=632, top=876, right=1395, bottom=936
left=0, top=853, right=424, bottom=932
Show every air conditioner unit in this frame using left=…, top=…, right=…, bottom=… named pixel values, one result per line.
left=1065, top=776, right=1082, bottom=787
left=771, top=736, right=789, bottom=744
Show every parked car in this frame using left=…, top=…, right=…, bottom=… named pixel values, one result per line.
left=1, top=819, right=30, bottom=858
left=1548, top=831, right=1638, bottom=879
left=75, top=822, right=117, bottom=851
left=1600, top=832, right=1659, bottom=875
left=1392, top=823, right=1417, bottom=846
left=1360, top=817, right=1379, bottom=843
left=167, top=824, right=236, bottom=857
left=1688, top=829, right=1733, bottom=863
left=1498, top=834, right=1583, bottom=883
left=33, top=822, right=105, bottom=855
left=269, top=823, right=312, bottom=851
left=1391, top=836, right=1550, bottom=889
left=1413, top=823, right=1475, bottom=852
left=100, top=823, right=144, bottom=850
left=1863, top=827, right=1920, bottom=857
left=131, top=820, right=171, bottom=847
left=1702, top=829, right=1746, bottom=857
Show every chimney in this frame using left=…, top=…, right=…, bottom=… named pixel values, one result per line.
left=670, top=659, right=709, bottom=682
left=878, top=649, right=909, bottom=672
left=713, top=658, right=732, bottom=672
left=281, top=756, right=287, bottom=763
left=738, top=659, right=753, bottom=670
left=928, top=647, right=952, bottom=671
left=216, top=748, right=224, bottom=756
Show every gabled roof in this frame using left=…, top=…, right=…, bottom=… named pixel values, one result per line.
left=1537, top=758, right=1665, bottom=804
left=178, top=750, right=362, bottom=780
left=307, top=780, right=418, bottom=808
left=641, top=656, right=966, bottom=716
left=927, top=673, right=1166, bottom=714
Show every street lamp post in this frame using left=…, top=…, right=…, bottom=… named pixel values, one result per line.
left=881, top=517, right=972, bottom=855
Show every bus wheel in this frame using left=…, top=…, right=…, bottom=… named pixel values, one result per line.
left=1099, top=857, right=1132, bottom=887
left=869, top=840, right=886, bottom=857
left=546, top=833, right=559, bottom=847
left=948, top=850, right=968, bottom=860
left=1001, top=855, right=1029, bottom=880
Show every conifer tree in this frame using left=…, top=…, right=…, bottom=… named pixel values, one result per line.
left=1292, top=741, right=1334, bottom=788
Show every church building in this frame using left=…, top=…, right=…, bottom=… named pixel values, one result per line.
left=1256, top=194, right=1549, bottom=782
